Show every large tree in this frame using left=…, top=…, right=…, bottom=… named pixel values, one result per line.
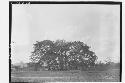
left=30, top=40, right=97, bottom=71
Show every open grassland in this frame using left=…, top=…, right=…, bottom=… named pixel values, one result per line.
left=11, top=69, right=120, bottom=82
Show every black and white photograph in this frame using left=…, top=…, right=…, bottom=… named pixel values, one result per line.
left=10, top=1, right=122, bottom=82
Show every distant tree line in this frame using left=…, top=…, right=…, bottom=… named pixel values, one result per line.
left=11, top=61, right=120, bottom=72
left=30, top=40, right=98, bottom=71
left=94, top=61, right=120, bottom=71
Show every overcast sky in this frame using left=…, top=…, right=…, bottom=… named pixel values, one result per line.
left=11, top=4, right=120, bottom=64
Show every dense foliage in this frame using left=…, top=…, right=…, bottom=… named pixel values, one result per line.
left=30, top=40, right=97, bottom=71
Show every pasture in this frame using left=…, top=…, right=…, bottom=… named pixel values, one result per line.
left=11, top=69, right=120, bottom=82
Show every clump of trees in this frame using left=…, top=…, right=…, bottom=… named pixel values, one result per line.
left=30, top=40, right=98, bottom=71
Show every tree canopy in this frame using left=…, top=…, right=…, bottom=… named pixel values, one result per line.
left=30, top=40, right=97, bottom=71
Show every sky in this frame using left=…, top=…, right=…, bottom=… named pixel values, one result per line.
left=11, top=4, right=120, bottom=64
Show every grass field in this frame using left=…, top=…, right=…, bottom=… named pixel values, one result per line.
left=11, top=69, right=120, bottom=82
